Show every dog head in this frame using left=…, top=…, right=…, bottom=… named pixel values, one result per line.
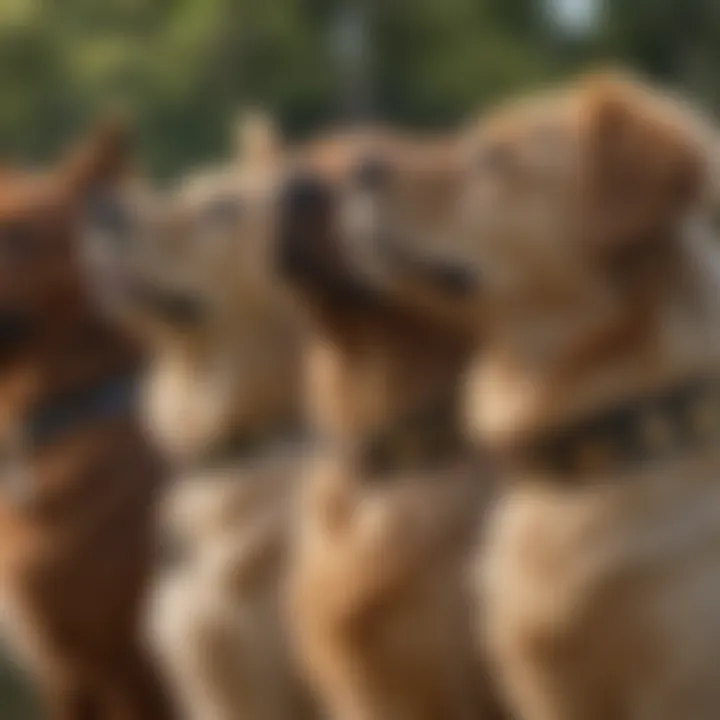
left=83, top=113, right=290, bottom=344
left=278, top=130, right=475, bottom=445
left=0, top=118, right=129, bottom=361
left=83, top=115, right=305, bottom=458
left=453, top=72, right=716, bottom=442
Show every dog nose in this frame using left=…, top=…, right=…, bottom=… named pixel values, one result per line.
left=277, top=172, right=334, bottom=279
left=276, top=171, right=380, bottom=308
left=280, top=173, right=332, bottom=218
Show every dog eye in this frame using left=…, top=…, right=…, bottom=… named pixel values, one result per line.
left=352, top=157, right=392, bottom=191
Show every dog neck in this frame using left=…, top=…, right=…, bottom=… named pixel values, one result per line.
left=307, top=324, right=472, bottom=476
left=0, top=307, right=141, bottom=441
left=144, top=312, right=304, bottom=465
left=470, top=228, right=720, bottom=461
left=355, top=392, right=468, bottom=476
left=497, top=374, right=720, bottom=479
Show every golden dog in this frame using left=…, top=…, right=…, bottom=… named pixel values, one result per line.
left=390, top=72, right=720, bottom=720
left=278, top=132, right=504, bottom=720
left=83, top=117, right=315, bottom=720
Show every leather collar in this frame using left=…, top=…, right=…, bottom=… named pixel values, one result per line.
left=505, top=375, right=720, bottom=479
left=20, top=374, right=138, bottom=452
left=359, top=396, right=467, bottom=477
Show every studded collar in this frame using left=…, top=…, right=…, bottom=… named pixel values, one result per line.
left=357, top=395, right=469, bottom=477
left=505, top=375, right=720, bottom=478
left=188, top=422, right=306, bottom=472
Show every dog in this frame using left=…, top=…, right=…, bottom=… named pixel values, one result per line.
left=278, top=132, right=505, bottom=720
left=388, top=72, right=720, bottom=720
left=83, top=116, right=317, bottom=720
left=0, top=123, right=174, bottom=718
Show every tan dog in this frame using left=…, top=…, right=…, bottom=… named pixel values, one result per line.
left=83, top=118, right=315, bottom=720
left=395, top=73, right=720, bottom=720
left=0, top=125, right=173, bottom=718
left=278, top=134, right=504, bottom=720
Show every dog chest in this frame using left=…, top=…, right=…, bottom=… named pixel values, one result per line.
left=480, top=476, right=720, bottom=720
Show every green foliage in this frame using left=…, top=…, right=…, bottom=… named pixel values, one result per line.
left=0, top=0, right=718, bottom=711
left=0, top=0, right=714, bottom=177
left=601, top=0, right=720, bottom=107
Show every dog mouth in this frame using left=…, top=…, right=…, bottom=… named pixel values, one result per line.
left=277, top=170, right=481, bottom=314
left=84, top=247, right=206, bottom=329
left=379, top=240, right=480, bottom=299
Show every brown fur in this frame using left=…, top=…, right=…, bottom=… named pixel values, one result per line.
left=84, top=119, right=316, bottom=720
left=280, top=134, right=504, bottom=720
left=441, top=72, right=720, bottom=720
left=0, top=125, right=173, bottom=718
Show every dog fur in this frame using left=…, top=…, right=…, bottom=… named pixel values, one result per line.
left=84, top=117, right=316, bottom=720
left=0, top=124, right=173, bottom=718
left=279, top=134, right=504, bottom=720
left=417, top=72, right=720, bottom=720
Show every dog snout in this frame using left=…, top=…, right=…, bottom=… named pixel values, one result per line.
left=276, top=171, right=379, bottom=307
left=280, top=172, right=332, bottom=219
left=385, top=242, right=480, bottom=299
left=277, top=171, right=334, bottom=280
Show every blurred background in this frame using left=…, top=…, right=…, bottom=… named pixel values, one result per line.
left=1, top=0, right=718, bottom=715
left=0, top=0, right=718, bottom=178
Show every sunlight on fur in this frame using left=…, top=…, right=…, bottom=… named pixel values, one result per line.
left=2, top=63, right=720, bottom=720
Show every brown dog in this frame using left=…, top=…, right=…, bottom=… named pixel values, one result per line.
left=279, top=133, right=504, bottom=720
left=393, top=73, right=720, bottom=720
left=0, top=125, right=173, bottom=718
left=83, top=118, right=317, bottom=720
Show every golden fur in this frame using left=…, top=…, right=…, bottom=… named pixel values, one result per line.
left=84, top=117, right=317, bottom=720
left=407, top=72, right=720, bottom=720
left=280, top=134, right=504, bottom=720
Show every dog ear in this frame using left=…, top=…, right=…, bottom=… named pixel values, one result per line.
left=235, top=110, right=281, bottom=168
left=59, top=115, right=131, bottom=196
left=580, top=73, right=705, bottom=253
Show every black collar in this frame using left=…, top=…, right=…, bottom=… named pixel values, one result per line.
left=17, top=374, right=138, bottom=453
left=509, top=375, right=720, bottom=479
left=358, top=396, right=467, bottom=477
left=189, top=422, right=306, bottom=471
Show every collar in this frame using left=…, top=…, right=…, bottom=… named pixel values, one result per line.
left=358, top=396, right=467, bottom=477
left=0, top=374, right=138, bottom=509
left=189, top=422, right=306, bottom=471
left=17, top=374, right=138, bottom=453
left=0, top=374, right=138, bottom=508
left=505, top=375, right=720, bottom=479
